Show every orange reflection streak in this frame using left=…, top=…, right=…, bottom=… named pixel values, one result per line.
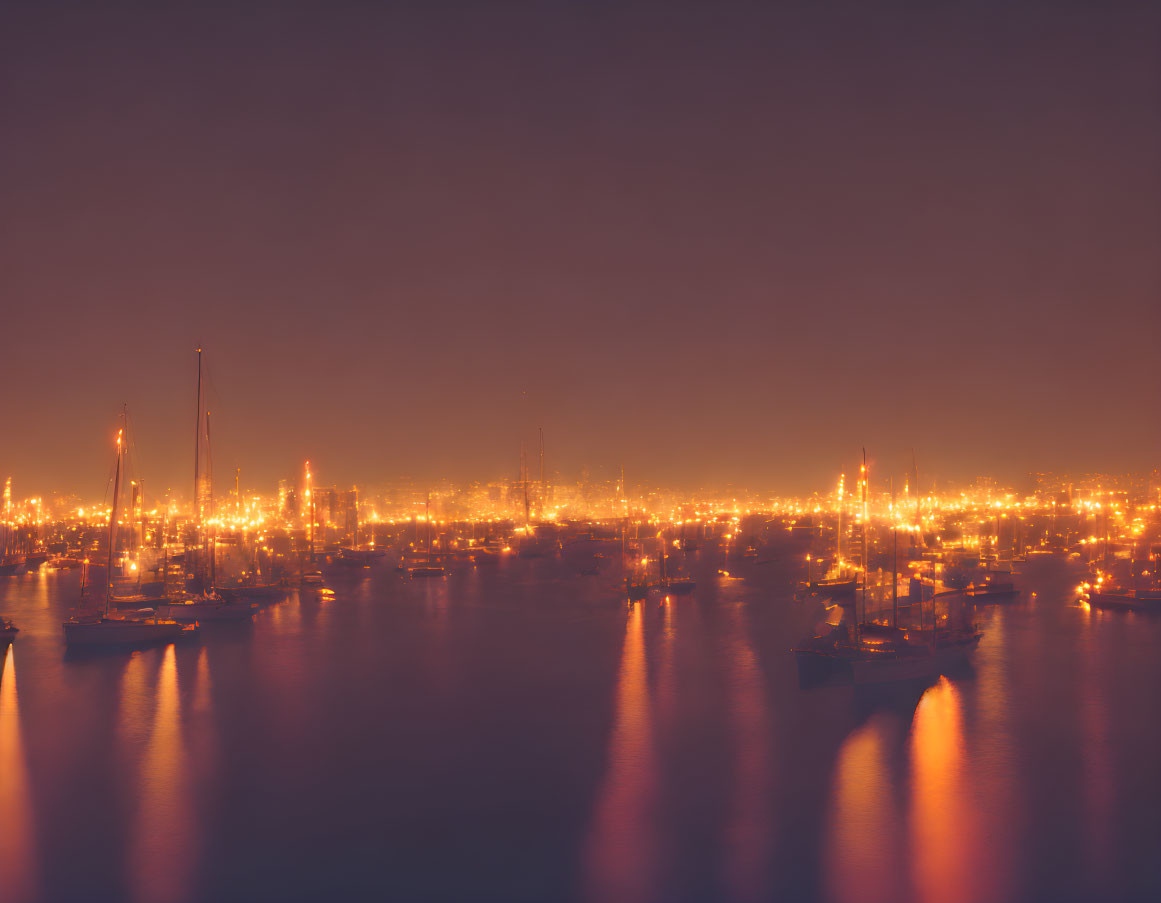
left=128, top=645, right=195, bottom=903
left=1079, top=620, right=1113, bottom=885
left=910, top=677, right=980, bottom=903
left=723, top=605, right=774, bottom=903
left=193, top=646, right=212, bottom=715
left=655, top=599, right=677, bottom=726
left=585, top=604, right=657, bottom=903
left=825, top=716, right=902, bottom=903
left=970, top=613, right=1017, bottom=903
left=0, top=645, right=38, bottom=903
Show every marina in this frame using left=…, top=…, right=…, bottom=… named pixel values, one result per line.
left=3, top=470, right=1161, bottom=901
left=2, top=525, right=1161, bottom=902
left=1, top=2, right=1157, bottom=900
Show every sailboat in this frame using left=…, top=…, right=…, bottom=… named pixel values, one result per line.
left=410, top=493, right=446, bottom=578
left=795, top=452, right=981, bottom=687
left=620, top=480, right=647, bottom=603
left=803, top=473, right=858, bottom=599
left=655, top=535, right=695, bottom=595
left=64, top=415, right=195, bottom=647
left=157, top=350, right=255, bottom=623
left=337, top=487, right=384, bottom=567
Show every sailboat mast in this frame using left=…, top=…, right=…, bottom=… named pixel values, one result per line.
left=892, top=527, right=899, bottom=629
left=105, top=422, right=124, bottom=618
left=836, top=474, right=844, bottom=568
left=193, top=347, right=202, bottom=525
left=306, top=461, right=315, bottom=561
left=861, top=449, right=868, bottom=630
left=206, top=410, right=215, bottom=591
left=538, top=427, right=544, bottom=516
left=520, top=441, right=529, bottom=524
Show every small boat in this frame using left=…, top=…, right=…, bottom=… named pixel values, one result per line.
left=965, top=580, right=1020, bottom=601
left=809, top=577, right=858, bottom=599
left=1088, top=588, right=1161, bottom=613
left=64, top=611, right=195, bottom=646
left=23, top=552, right=49, bottom=571
left=655, top=542, right=695, bottom=595
left=409, top=565, right=446, bottom=579
left=626, top=579, right=648, bottom=602
left=158, top=594, right=256, bottom=622
left=301, top=571, right=326, bottom=586
left=219, top=581, right=290, bottom=603
left=409, top=493, right=445, bottom=578
left=0, top=618, right=18, bottom=640
left=336, top=548, right=376, bottom=567
left=0, top=555, right=25, bottom=577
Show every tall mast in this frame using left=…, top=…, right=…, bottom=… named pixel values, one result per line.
left=836, top=474, right=844, bottom=568
left=105, top=418, right=125, bottom=618
left=910, top=448, right=920, bottom=530
left=619, top=464, right=628, bottom=583
left=426, top=491, right=433, bottom=562
left=206, top=410, right=215, bottom=591
left=538, top=427, right=545, bottom=516
left=520, top=441, right=529, bottom=524
left=891, top=475, right=898, bottom=628
left=306, top=460, right=315, bottom=562
left=860, top=449, right=868, bottom=630
left=193, top=347, right=202, bottom=526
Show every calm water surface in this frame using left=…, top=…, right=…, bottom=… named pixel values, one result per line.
left=1, top=554, right=1160, bottom=902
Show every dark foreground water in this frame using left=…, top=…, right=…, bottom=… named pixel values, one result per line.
left=2, top=553, right=1160, bottom=903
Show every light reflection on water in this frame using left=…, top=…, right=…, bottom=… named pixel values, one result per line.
left=825, top=713, right=904, bottom=903
left=722, top=600, right=774, bottom=903
left=125, top=645, right=196, bottom=903
left=1080, top=610, right=1114, bottom=886
left=0, top=558, right=1156, bottom=901
left=909, top=677, right=982, bottom=903
left=585, top=603, right=657, bottom=903
left=0, top=645, right=37, bottom=903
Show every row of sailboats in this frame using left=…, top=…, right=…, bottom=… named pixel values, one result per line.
left=794, top=450, right=984, bottom=686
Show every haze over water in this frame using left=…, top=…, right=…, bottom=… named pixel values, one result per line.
left=2, top=553, right=1158, bottom=903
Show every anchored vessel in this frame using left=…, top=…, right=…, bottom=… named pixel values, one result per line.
left=64, top=414, right=194, bottom=647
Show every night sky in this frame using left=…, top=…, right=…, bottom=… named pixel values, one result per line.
left=1, top=2, right=1158, bottom=499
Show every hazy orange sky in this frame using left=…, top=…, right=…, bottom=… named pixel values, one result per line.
left=2, top=2, right=1158, bottom=498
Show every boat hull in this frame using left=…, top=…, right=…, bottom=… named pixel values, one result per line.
left=158, top=601, right=255, bottom=622
left=409, top=566, right=446, bottom=578
left=852, top=653, right=937, bottom=685
left=64, top=619, right=191, bottom=646
left=1089, top=592, right=1161, bottom=613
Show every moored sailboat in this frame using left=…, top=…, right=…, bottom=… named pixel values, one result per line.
left=158, top=351, right=255, bottom=623
left=64, top=416, right=194, bottom=647
left=409, top=493, right=446, bottom=578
